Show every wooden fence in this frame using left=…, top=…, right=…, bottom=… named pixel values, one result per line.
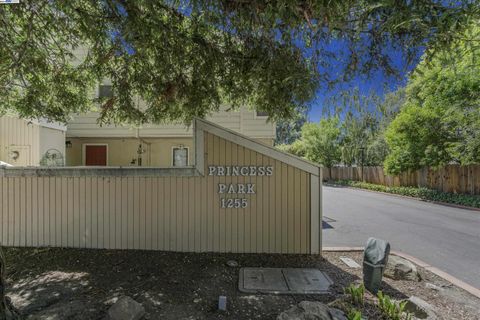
left=0, top=119, right=322, bottom=254
left=322, top=165, right=480, bottom=195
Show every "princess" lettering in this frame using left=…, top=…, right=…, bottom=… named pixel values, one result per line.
left=208, top=165, right=273, bottom=176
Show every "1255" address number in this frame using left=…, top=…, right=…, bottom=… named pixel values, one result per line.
left=220, top=198, right=248, bottom=208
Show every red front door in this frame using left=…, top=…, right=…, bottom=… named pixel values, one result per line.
left=85, top=145, right=107, bottom=166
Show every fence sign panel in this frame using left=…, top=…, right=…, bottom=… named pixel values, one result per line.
left=0, top=119, right=323, bottom=254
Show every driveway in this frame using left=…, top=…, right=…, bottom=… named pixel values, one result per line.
left=322, top=185, right=480, bottom=289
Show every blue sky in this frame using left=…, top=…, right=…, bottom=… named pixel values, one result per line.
left=308, top=72, right=408, bottom=122
left=307, top=40, right=422, bottom=122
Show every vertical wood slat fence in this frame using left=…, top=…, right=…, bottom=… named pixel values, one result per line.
left=0, top=124, right=319, bottom=254
left=322, top=165, right=480, bottom=195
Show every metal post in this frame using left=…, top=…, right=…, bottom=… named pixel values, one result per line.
left=360, top=147, right=365, bottom=182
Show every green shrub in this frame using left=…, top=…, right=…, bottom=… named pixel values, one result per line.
left=377, top=291, right=412, bottom=320
left=329, top=180, right=480, bottom=208
left=347, top=309, right=363, bottom=320
left=344, top=283, right=365, bottom=305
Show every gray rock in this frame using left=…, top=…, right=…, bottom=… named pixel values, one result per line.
left=226, top=260, right=239, bottom=267
left=26, top=300, right=97, bottom=320
left=384, top=255, right=421, bottom=282
left=404, top=296, right=438, bottom=320
left=277, top=301, right=346, bottom=320
left=328, top=307, right=348, bottom=320
left=425, top=283, right=443, bottom=291
left=106, top=296, right=145, bottom=320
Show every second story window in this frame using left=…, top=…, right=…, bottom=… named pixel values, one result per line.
left=256, top=111, right=269, bottom=117
left=98, top=84, right=113, bottom=98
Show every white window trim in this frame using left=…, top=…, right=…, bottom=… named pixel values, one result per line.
left=82, top=143, right=109, bottom=166
left=171, top=146, right=189, bottom=167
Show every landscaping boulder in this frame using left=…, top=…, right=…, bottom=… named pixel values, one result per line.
left=384, top=255, right=421, bottom=282
left=277, top=301, right=347, bottom=320
left=328, top=307, right=348, bottom=320
left=106, top=296, right=145, bottom=320
left=404, top=296, right=438, bottom=320
left=26, top=300, right=92, bottom=320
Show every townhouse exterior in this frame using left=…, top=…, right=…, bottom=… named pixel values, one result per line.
left=0, top=108, right=275, bottom=167
left=64, top=106, right=276, bottom=167
left=0, top=45, right=276, bottom=167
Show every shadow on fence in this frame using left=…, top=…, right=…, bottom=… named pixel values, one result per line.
left=322, top=165, right=480, bottom=195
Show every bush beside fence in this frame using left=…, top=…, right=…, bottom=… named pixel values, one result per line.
left=322, top=165, right=480, bottom=195
left=329, top=180, right=480, bottom=208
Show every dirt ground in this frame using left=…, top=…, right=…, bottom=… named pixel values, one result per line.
left=2, top=248, right=480, bottom=320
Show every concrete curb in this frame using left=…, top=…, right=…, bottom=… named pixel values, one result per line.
left=324, top=184, right=480, bottom=212
left=323, top=246, right=364, bottom=252
left=323, top=247, right=480, bottom=299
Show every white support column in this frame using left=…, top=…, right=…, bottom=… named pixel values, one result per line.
left=194, top=120, right=205, bottom=176
left=319, top=168, right=323, bottom=254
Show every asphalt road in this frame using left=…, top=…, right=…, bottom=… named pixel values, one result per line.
left=322, top=185, right=480, bottom=289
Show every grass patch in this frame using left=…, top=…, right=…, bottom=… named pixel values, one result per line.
left=328, top=180, right=480, bottom=209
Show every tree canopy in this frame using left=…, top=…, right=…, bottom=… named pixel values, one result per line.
left=275, top=105, right=308, bottom=145
left=278, top=117, right=342, bottom=169
left=1, top=1, right=478, bottom=124
left=278, top=88, right=404, bottom=168
left=384, top=25, right=480, bottom=174
left=333, top=89, right=404, bottom=166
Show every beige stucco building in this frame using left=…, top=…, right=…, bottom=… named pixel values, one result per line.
left=0, top=116, right=66, bottom=166
left=65, top=107, right=276, bottom=167
left=61, top=45, right=275, bottom=168
left=1, top=108, right=275, bottom=168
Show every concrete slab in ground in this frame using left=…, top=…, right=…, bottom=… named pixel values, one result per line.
left=339, top=256, right=361, bottom=269
left=239, top=268, right=332, bottom=294
left=283, top=268, right=332, bottom=293
left=242, top=268, right=289, bottom=292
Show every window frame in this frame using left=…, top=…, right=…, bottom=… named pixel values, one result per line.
left=171, top=146, right=189, bottom=167
left=254, top=111, right=269, bottom=118
left=98, top=84, right=113, bottom=98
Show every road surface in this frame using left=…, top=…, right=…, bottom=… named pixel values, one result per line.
left=322, top=185, right=480, bottom=289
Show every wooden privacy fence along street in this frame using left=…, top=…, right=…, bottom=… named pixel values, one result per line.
left=0, top=119, right=323, bottom=254
left=322, top=165, right=480, bottom=195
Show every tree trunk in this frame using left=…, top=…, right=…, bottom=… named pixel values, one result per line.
left=0, top=247, right=20, bottom=320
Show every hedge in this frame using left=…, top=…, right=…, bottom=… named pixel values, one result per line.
left=328, top=180, right=480, bottom=209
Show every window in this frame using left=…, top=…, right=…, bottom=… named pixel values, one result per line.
left=172, top=147, right=188, bottom=167
left=256, top=111, right=269, bottom=117
left=98, top=84, right=113, bottom=98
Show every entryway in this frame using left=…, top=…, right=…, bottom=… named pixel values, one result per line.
left=84, top=144, right=107, bottom=166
